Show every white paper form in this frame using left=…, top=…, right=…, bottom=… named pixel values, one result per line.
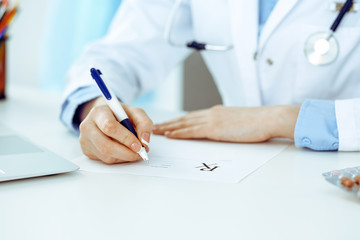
left=72, top=135, right=290, bottom=183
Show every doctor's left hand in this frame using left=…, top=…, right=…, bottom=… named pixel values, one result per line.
left=153, top=105, right=300, bottom=143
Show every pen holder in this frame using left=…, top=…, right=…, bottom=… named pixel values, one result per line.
left=0, top=37, right=6, bottom=100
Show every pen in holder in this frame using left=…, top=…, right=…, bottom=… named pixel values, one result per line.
left=0, top=36, right=6, bottom=99
left=0, top=2, right=19, bottom=100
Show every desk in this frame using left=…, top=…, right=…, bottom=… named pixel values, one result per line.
left=0, top=85, right=359, bottom=240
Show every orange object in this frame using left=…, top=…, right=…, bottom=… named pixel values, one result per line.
left=341, top=177, right=354, bottom=188
left=354, top=176, right=360, bottom=185
left=1, top=0, right=8, bottom=8
left=0, top=6, right=16, bottom=33
left=0, top=38, right=6, bottom=99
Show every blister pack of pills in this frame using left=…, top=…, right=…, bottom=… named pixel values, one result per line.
left=322, top=166, right=360, bottom=198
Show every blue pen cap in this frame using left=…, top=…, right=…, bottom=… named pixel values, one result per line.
left=90, top=68, right=112, bottom=100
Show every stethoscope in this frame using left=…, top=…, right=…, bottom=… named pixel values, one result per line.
left=165, top=0, right=355, bottom=66
left=304, top=0, right=354, bottom=66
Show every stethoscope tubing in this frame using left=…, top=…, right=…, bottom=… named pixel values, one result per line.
left=330, top=0, right=353, bottom=32
left=166, top=0, right=355, bottom=62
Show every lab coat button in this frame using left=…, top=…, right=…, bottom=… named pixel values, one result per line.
left=267, top=59, right=273, bottom=65
left=332, top=142, right=339, bottom=149
left=253, top=52, right=258, bottom=60
left=302, top=137, right=311, bottom=145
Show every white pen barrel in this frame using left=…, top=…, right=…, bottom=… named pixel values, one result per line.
left=105, top=89, right=128, bottom=122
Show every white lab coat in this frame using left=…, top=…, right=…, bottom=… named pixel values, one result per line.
left=65, top=0, right=360, bottom=151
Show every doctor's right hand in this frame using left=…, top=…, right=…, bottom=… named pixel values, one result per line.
left=77, top=97, right=153, bottom=164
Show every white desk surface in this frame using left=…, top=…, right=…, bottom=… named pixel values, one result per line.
left=0, top=85, right=359, bottom=240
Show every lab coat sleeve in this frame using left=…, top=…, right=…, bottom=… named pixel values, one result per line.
left=294, top=99, right=339, bottom=151
left=62, top=0, right=192, bottom=113
left=60, top=85, right=102, bottom=134
left=335, top=98, right=360, bottom=151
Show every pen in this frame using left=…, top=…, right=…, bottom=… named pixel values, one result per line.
left=90, top=66, right=149, bottom=162
left=0, top=5, right=17, bottom=34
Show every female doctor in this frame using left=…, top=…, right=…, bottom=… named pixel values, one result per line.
left=61, top=0, right=360, bottom=164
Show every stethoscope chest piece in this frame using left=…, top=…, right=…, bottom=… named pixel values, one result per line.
left=303, top=0, right=354, bottom=66
left=304, top=32, right=339, bottom=66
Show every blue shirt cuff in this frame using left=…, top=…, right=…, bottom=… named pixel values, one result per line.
left=294, top=99, right=339, bottom=151
left=60, top=85, right=102, bottom=134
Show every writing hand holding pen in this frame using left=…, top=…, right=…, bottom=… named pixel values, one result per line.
left=77, top=68, right=153, bottom=164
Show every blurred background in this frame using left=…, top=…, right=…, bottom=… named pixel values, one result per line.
left=7, top=0, right=222, bottom=111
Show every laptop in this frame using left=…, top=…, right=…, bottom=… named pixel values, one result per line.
left=0, top=122, right=79, bottom=182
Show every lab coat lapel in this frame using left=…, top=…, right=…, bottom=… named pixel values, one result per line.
left=259, top=0, right=300, bottom=50
left=228, top=0, right=262, bottom=106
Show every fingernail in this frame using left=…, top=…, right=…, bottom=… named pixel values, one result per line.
left=141, top=132, right=150, bottom=146
left=164, top=131, right=170, bottom=136
left=131, top=143, right=141, bottom=152
left=153, top=125, right=159, bottom=130
left=136, top=155, right=143, bottom=161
